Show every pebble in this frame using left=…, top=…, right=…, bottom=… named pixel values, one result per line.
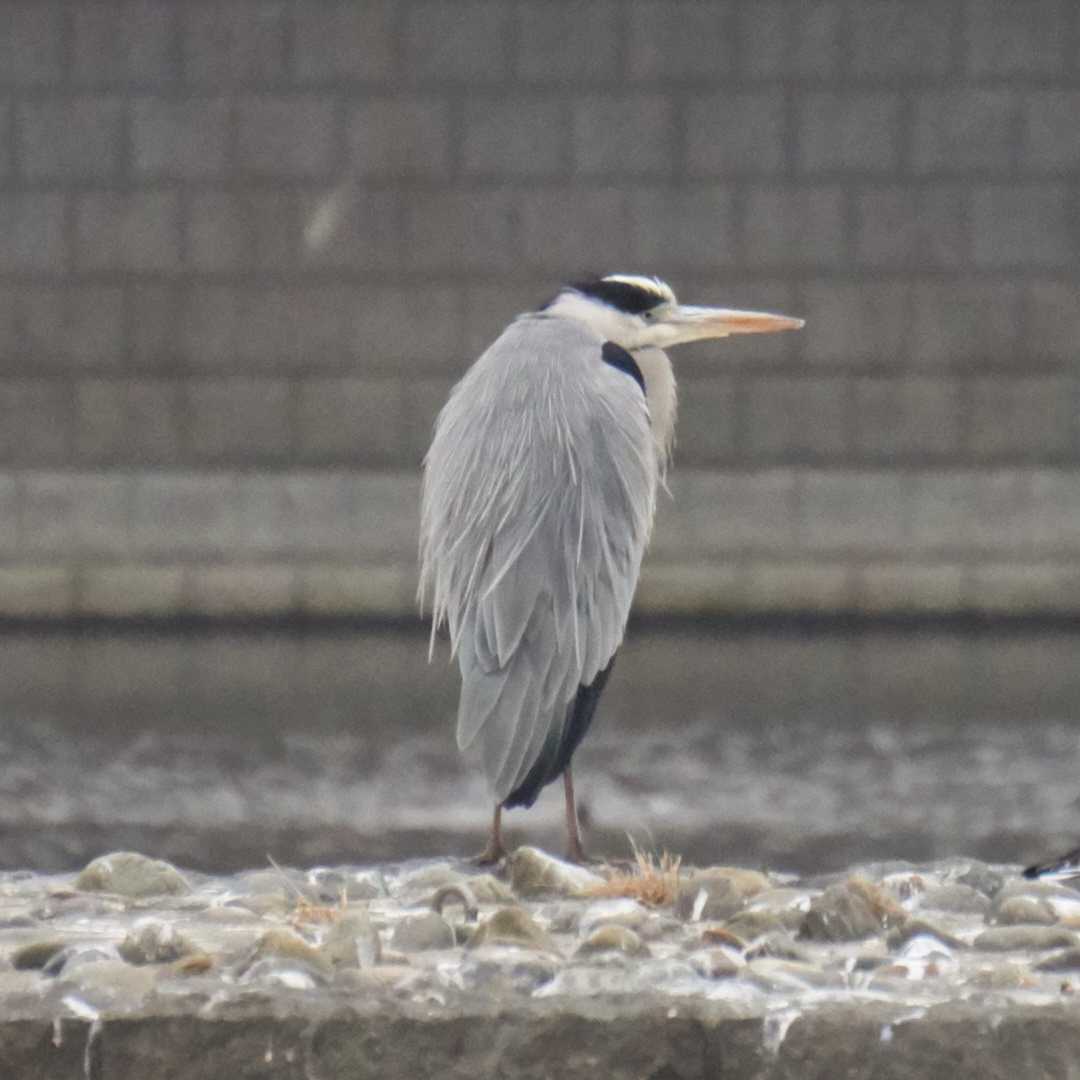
left=320, top=911, right=382, bottom=968
left=390, top=912, right=455, bottom=953
left=118, top=919, right=196, bottom=965
left=509, top=848, right=605, bottom=898
left=799, top=878, right=907, bottom=942
left=1034, top=948, right=1080, bottom=973
left=575, top=925, right=650, bottom=958
left=991, top=896, right=1060, bottom=926
left=468, top=907, right=558, bottom=953
left=973, top=926, right=1078, bottom=952
left=676, top=868, right=770, bottom=923
left=918, top=884, right=990, bottom=916
left=75, top=853, right=190, bottom=899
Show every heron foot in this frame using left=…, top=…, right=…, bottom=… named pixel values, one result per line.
left=470, top=841, right=507, bottom=867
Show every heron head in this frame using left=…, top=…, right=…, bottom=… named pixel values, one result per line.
left=545, top=273, right=804, bottom=351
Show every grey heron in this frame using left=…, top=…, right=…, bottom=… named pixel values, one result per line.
left=419, top=274, right=804, bottom=862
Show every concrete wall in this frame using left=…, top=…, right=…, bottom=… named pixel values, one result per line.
left=1, top=0, right=1079, bottom=618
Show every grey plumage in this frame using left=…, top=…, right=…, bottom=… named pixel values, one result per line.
left=420, top=313, right=654, bottom=803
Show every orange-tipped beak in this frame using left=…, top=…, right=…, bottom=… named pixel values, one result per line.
left=669, top=305, right=805, bottom=342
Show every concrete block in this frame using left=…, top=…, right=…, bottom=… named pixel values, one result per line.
left=20, top=472, right=132, bottom=556
left=626, top=1, right=734, bottom=79
left=0, top=289, right=13, bottom=358
left=299, top=563, right=413, bottom=617
left=0, top=104, right=8, bottom=179
left=180, top=3, right=289, bottom=85
left=850, top=0, right=958, bottom=75
left=853, top=377, right=960, bottom=461
left=294, top=1, right=395, bottom=82
left=1023, top=91, right=1080, bottom=171
left=72, top=3, right=177, bottom=85
left=347, top=98, right=451, bottom=178
left=131, top=472, right=236, bottom=556
left=516, top=2, right=618, bottom=81
left=971, top=184, right=1073, bottom=268
left=464, top=98, right=566, bottom=176
left=186, top=378, right=293, bottom=462
left=964, top=377, right=1073, bottom=461
left=857, top=562, right=967, bottom=614
left=1030, top=471, right=1080, bottom=551
left=797, top=92, right=901, bottom=173
left=671, top=376, right=737, bottom=466
left=742, top=561, right=855, bottom=613
left=802, top=282, right=910, bottom=367
left=233, top=474, right=294, bottom=553
left=236, top=97, right=337, bottom=178
left=462, top=282, right=552, bottom=358
left=404, top=1, right=509, bottom=81
left=299, top=188, right=399, bottom=271
left=855, top=187, right=969, bottom=269
left=908, top=470, right=1033, bottom=552
left=800, top=471, right=908, bottom=552
left=633, top=561, right=745, bottom=616
left=742, top=376, right=850, bottom=461
left=75, top=379, right=182, bottom=465
left=911, top=281, right=1021, bottom=366
left=0, top=567, right=73, bottom=618
left=332, top=471, right=420, bottom=559
left=132, top=98, right=231, bottom=180
left=0, top=5, right=63, bottom=85
left=741, top=187, right=845, bottom=268
left=17, top=286, right=126, bottom=370
left=630, top=186, right=736, bottom=269
left=686, top=91, right=785, bottom=177
left=404, top=190, right=516, bottom=272
left=79, top=565, right=185, bottom=617
left=296, top=377, right=406, bottom=464
left=573, top=95, right=674, bottom=176
left=790, top=1, right=844, bottom=77
left=0, top=475, right=17, bottom=552
left=913, top=90, right=1021, bottom=173
left=186, top=565, right=296, bottom=616
left=18, top=98, right=124, bottom=181
left=190, top=191, right=297, bottom=272
left=1025, top=281, right=1080, bottom=362
left=965, top=0, right=1067, bottom=75
left=283, top=472, right=360, bottom=555
left=734, top=0, right=788, bottom=79
left=75, top=192, right=181, bottom=272
left=0, top=194, right=66, bottom=273
left=351, top=286, right=463, bottom=371
left=129, top=283, right=184, bottom=370
left=0, top=381, right=72, bottom=464
left=519, top=188, right=631, bottom=272
left=653, top=469, right=797, bottom=556
left=969, top=563, right=1080, bottom=615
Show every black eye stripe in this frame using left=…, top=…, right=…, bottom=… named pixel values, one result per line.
left=601, top=341, right=645, bottom=395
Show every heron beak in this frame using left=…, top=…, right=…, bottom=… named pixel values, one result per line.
left=666, top=305, right=805, bottom=344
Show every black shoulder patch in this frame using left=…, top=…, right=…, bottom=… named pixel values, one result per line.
left=601, top=341, right=645, bottom=395
left=573, top=278, right=666, bottom=315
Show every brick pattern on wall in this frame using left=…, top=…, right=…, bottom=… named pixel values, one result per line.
left=0, top=0, right=1079, bottom=617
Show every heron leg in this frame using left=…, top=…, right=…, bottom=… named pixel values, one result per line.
left=563, top=766, right=588, bottom=864
left=472, top=804, right=507, bottom=865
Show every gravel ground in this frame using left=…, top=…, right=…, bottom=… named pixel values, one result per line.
left=4, top=846, right=1080, bottom=1076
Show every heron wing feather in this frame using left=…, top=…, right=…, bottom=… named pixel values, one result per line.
left=420, top=316, right=657, bottom=802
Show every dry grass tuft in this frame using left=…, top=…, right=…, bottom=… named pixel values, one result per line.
left=582, top=840, right=683, bottom=908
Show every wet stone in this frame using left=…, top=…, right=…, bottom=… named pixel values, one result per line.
left=687, top=948, right=741, bottom=979
left=575, top=924, right=650, bottom=958
left=918, top=883, right=991, bottom=916
left=886, top=918, right=967, bottom=952
left=460, top=945, right=560, bottom=995
left=390, top=911, right=455, bottom=952
left=799, top=877, right=907, bottom=942
left=236, top=929, right=330, bottom=978
left=955, top=862, right=1005, bottom=898
left=75, top=852, right=190, bottom=899
left=723, top=908, right=793, bottom=940
left=10, top=939, right=66, bottom=970
left=1034, top=947, right=1080, bottom=972
left=509, top=847, right=605, bottom=898
left=118, top=918, right=196, bottom=965
left=308, top=867, right=387, bottom=902
left=992, top=896, right=1060, bottom=926
left=676, top=868, right=770, bottom=923
left=973, top=926, right=1078, bottom=952
left=469, top=906, right=557, bottom=953
left=319, top=911, right=382, bottom=968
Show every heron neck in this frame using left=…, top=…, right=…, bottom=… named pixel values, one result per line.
left=633, top=346, right=677, bottom=471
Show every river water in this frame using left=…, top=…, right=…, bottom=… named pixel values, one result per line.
left=2, top=618, right=1079, bottom=875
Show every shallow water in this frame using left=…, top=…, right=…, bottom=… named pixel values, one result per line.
left=2, top=619, right=1080, bottom=874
